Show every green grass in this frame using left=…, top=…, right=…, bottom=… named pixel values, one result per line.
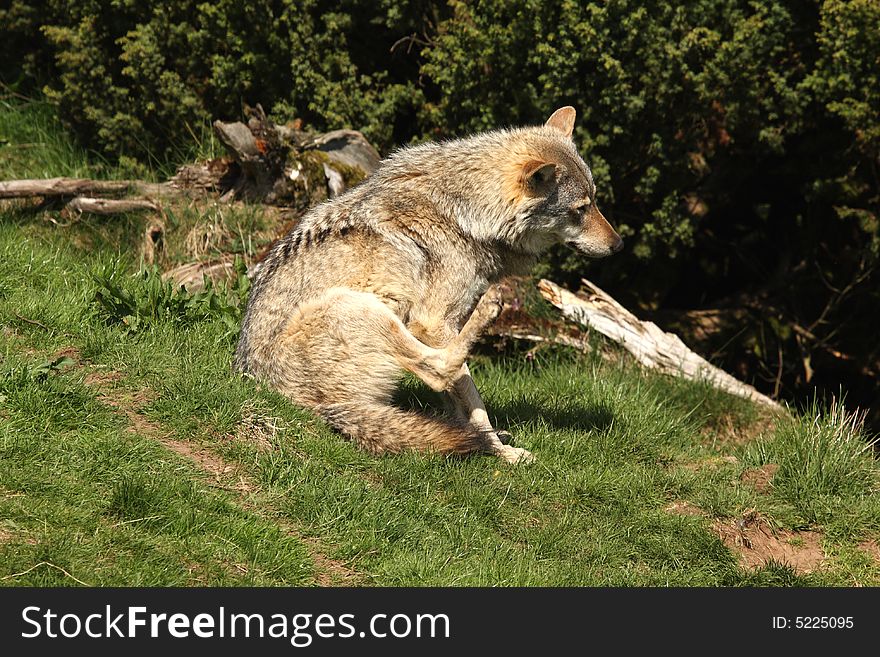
left=0, top=96, right=222, bottom=181
left=1, top=99, right=879, bottom=587
left=742, top=401, right=879, bottom=536
left=0, top=98, right=121, bottom=180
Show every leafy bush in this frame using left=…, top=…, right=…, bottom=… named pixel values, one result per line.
left=6, top=1, right=875, bottom=269
left=2, top=1, right=422, bottom=159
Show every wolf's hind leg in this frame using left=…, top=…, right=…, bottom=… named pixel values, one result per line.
left=273, top=288, right=486, bottom=456
left=278, top=288, right=477, bottom=396
left=280, top=287, right=529, bottom=462
left=330, top=290, right=531, bottom=461
left=387, top=285, right=505, bottom=393
left=413, top=284, right=533, bottom=464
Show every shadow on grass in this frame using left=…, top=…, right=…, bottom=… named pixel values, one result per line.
left=394, top=381, right=615, bottom=434
left=491, top=397, right=615, bottom=433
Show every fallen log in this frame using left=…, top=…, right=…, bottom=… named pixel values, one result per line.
left=0, top=106, right=381, bottom=214
left=538, top=278, right=785, bottom=411
left=66, top=196, right=158, bottom=215
left=493, top=329, right=595, bottom=353
left=0, top=177, right=137, bottom=199
left=0, top=177, right=182, bottom=205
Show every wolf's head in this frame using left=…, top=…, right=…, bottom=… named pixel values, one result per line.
left=503, top=107, right=623, bottom=258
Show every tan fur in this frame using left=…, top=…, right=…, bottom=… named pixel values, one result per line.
left=235, top=108, right=622, bottom=464
left=545, top=106, right=577, bottom=137
left=502, top=164, right=529, bottom=206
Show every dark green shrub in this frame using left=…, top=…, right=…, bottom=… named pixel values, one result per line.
left=6, top=1, right=874, bottom=273
left=3, top=1, right=424, bottom=159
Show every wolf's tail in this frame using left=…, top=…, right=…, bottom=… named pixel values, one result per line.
left=317, top=402, right=485, bottom=456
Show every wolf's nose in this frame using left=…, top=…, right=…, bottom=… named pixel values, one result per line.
left=611, top=236, right=624, bottom=253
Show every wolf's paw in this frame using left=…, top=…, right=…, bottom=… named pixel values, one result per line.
left=495, top=429, right=513, bottom=445
left=495, top=445, right=535, bottom=465
left=462, top=285, right=504, bottom=332
left=475, top=284, right=505, bottom=321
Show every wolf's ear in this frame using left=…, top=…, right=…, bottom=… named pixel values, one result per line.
left=545, top=106, right=576, bottom=139
left=522, top=160, right=557, bottom=194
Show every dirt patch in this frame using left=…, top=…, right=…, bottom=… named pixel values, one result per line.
left=714, top=512, right=825, bottom=574
left=664, top=500, right=705, bottom=516
left=158, top=437, right=255, bottom=494
left=858, top=540, right=880, bottom=566
left=679, top=455, right=739, bottom=472
left=54, top=346, right=81, bottom=362
left=700, top=413, right=778, bottom=447
left=91, top=381, right=253, bottom=493
left=100, top=388, right=164, bottom=439
left=0, top=524, right=37, bottom=546
left=161, top=449, right=359, bottom=583
left=741, top=463, right=779, bottom=494
left=299, top=536, right=361, bottom=587
left=83, top=370, right=125, bottom=387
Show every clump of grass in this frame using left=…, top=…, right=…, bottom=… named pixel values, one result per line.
left=733, top=560, right=815, bottom=587
left=92, top=259, right=249, bottom=336
left=0, top=98, right=154, bottom=180
left=745, top=398, right=879, bottom=526
left=235, top=400, right=286, bottom=450
left=0, top=95, right=217, bottom=182
left=106, top=476, right=168, bottom=521
left=0, top=99, right=94, bottom=179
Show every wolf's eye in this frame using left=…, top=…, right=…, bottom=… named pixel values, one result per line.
left=570, top=198, right=591, bottom=220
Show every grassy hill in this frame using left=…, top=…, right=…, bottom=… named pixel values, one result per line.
left=1, top=99, right=878, bottom=586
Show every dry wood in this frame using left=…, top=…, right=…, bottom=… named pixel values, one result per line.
left=66, top=196, right=158, bottom=214
left=169, top=159, right=236, bottom=193
left=163, top=256, right=237, bottom=291
left=491, top=329, right=595, bottom=353
left=1, top=107, right=380, bottom=214
left=538, top=278, right=785, bottom=410
left=0, top=177, right=135, bottom=199
left=212, top=106, right=380, bottom=204
left=0, top=177, right=183, bottom=201
left=304, top=129, right=382, bottom=173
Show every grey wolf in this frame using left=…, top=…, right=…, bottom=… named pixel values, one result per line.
left=234, top=107, right=622, bottom=463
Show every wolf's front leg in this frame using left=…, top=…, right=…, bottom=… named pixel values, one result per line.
left=447, top=364, right=534, bottom=465
left=443, top=284, right=534, bottom=464
left=408, top=284, right=534, bottom=464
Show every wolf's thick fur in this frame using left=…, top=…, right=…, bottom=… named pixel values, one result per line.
left=235, top=108, right=622, bottom=463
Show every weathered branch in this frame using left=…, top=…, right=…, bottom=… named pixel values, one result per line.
left=0, top=177, right=185, bottom=202
left=0, top=178, right=136, bottom=199
left=538, top=278, right=785, bottom=411
left=65, top=197, right=158, bottom=214
left=491, top=329, right=595, bottom=353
